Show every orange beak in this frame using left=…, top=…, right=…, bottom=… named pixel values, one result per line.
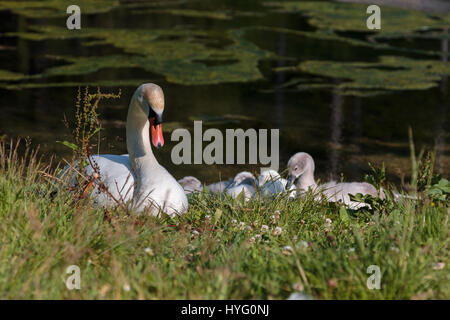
left=150, top=117, right=164, bottom=148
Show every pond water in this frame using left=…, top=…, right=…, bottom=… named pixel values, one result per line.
left=0, top=0, right=448, bottom=185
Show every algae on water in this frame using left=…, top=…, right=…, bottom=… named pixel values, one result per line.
left=6, top=26, right=274, bottom=86
left=0, top=0, right=120, bottom=18
left=133, top=9, right=233, bottom=20
left=277, top=56, right=450, bottom=95
left=0, top=69, right=27, bottom=81
left=1, top=0, right=449, bottom=93
left=263, top=1, right=448, bottom=34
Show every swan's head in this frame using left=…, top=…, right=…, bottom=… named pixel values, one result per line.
left=258, top=169, right=281, bottom=186
left=137, top=83, right=165, bottom=148
left=233, top=171, right=256, bottom=186
left=286, top=152, right=315, bottom=188
left=178, top=176, right=203, bottom=194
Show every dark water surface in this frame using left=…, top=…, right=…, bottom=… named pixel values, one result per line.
left=0, top=0, right=448, bottom=184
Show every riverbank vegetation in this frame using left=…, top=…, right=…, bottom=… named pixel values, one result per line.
left=0, top=133, right=448, bottom=299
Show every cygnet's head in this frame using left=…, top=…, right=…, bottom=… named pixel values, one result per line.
left=258, top=169, right=281, bottom=186
left=233, top=171, right=256, bottom=186
left=286, top=152, right=315, bottom=188
left=135, top=83, right=165, bottom=148
left=178, top=176, right=203, bottom=194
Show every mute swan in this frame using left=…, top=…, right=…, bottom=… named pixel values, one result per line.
left=225, top=171, right=256, bottom=201
left=286, top=152, right=383, bottom=208
left=80, top=83, right=188, bottom=217
left=178, top=176, right=203, bottom=194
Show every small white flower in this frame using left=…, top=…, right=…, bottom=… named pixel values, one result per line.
left=325, top=218, right=332, bottom=227
left=231, top=219, right=237, bottom=225
left=191, top=230, right=200, bottom=238
left=348, top=247, right=355, bottom=253
left=271, top=211, right=281, bottom=223
left=390, top=245, right=400, bottom=253
left=144, top=247, right=154, bottom=256
left=122, top=284, right=130, bottom=292
left=272, top=226, right=283, bottom=236
left=431, top=262, right=445, bottom=270
left=249, top=236, right=256, bottom=243
left=239, top=222, right=246, bottom=230
left=299, top=241, right=309, bottom=249
left=205, top=215, right=211, bottom=220
left=254, top=234, right=262, bottom=239
left=261, top=225, right=269, bottom=233
left=282, top=245, right=293, bottom=256
left=288, top=292, right=313, bottom=300
left=292, top=282, right=304, bottom=292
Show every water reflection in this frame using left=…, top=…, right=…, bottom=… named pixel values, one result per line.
left=328, top=91, right=343, bottom=181
left=436, top=28, right=448, bottom=173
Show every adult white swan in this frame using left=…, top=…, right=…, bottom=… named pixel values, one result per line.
left=78, top=83, right=188, bottom=217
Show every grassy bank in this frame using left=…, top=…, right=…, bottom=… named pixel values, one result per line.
left=0, top=140, right=448, bottom=300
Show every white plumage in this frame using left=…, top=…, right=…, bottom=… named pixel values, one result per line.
left=225, top=171, right=257, bottom=201
left=65, top=84, right=188, bottom=217
left=286, top=152, right=383, bottom=208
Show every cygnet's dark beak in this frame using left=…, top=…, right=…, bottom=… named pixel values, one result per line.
left=286, top=174, right=297, bottom=189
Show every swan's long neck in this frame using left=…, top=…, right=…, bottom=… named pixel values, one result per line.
left=297, top=167, right=317, bottom=192
left=126, top=94, right=159, bottom=181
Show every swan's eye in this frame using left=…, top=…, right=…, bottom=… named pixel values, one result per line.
left=294, top=167, right=298, bottom=171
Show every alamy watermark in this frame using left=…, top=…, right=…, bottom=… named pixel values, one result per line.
left=367, top=5, right=381, bottom=30
left=66, top=5, right=81, bottom=30
left=366, top=265, right=381, bottom=290
left=66, top=265, right=81, bottom=290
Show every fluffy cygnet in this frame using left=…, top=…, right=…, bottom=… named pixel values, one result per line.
left=206, top=179, right=233, bottom=195
left=257, top=169, right=286, bottom=198
left=178, top=176, right=203, bottom=194
left=226, top=171, right=257, bottom=201
left=286, top=152, right=383, bottom=208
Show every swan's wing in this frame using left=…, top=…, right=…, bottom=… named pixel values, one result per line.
left=84, top=154, right=135, bottom=204
left=226, top=185, right=254, bottom=201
